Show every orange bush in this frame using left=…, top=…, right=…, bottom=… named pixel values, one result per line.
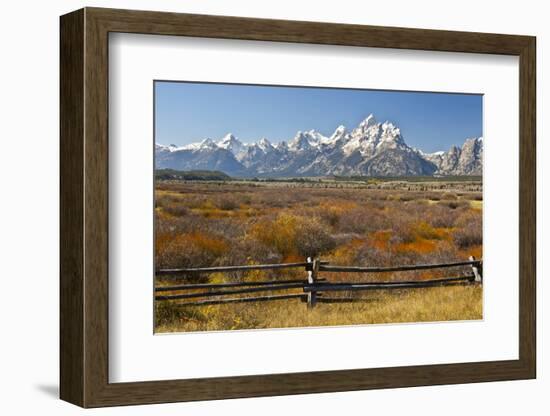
left=156, top=231, right=229, bottom=270
left=329, top=238, right=365, bottom=265
left=177, top=232, right=228, bottom=257
left=395, top=238, right=437, bottom=254
left=370, top=230, right=392, bottom=250
left=155, top=231, right=174, bottom=258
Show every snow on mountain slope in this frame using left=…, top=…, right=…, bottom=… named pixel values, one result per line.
left=155, top=115, right=483, bottom=177
left=216, top=133, right=247, bottom=159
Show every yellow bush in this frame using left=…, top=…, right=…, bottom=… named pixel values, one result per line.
left=413, top=222, right=445, bottom=240
left=250, top=213, right=299, bottom=257
left=249, top=213, right=336, bottom=258
left=329, top=238, right=365, bottom=264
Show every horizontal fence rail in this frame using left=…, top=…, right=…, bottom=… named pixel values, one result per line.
left=303, top=275, right=474, bottom=292
left=318, top=260, right=481, bottom=273
left=155, top=278, right=313, bottom=292
left=156, top=261, right=328, bottom=276
left=155, top=282, right=306, bottom=301
left=155, top=256, right=482, bottom=309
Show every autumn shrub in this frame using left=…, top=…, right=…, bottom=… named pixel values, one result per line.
left=471, top=193, right=483, bottom=201
left=155, top=192, right=183, bottom=208
left=338, top=207, right=391, bottom=234
left=162, top=204, right=189, bottom=217
left=248, top=213, right=336, bottom=258
left=425, top=204, right=460, bottom=228
left=429, top=193, right=442, bottom=201
left=249, top=213, right=299, bottom=257
left=219, top=235, right=282, bottom=268
left=319, top=207, right=341, bottom=227
left=388, top=216, right=416, bottom=244
left=413, top=222, right=444, bottom=240
left=294, top=218, right=336, bottom=257
left=441, top=192, right=458, bottom=200
left=328, top=238, right=365, bottom=265
left=240, top=194, right=253, bottom=205
left=184, top=195, right=209, bottom=209
left=442, top=200, right=469, bottom=210
left=396, top=194, right=414, bottom=202
left=313, top=200, right=357, bottom=228
left=165, top=215, right=243, bottom=241
left=156, top=232, right=229, bottom=270
left=367, top=199, right=387, bottom=210
left=216, top=196, right=239, bottom=211
left=453, top=211, right=483, bottom=249
left=353, top=237, right=395, bottom=267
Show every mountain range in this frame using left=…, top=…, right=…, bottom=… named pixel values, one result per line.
left=155, top=114, right=483, bottom=177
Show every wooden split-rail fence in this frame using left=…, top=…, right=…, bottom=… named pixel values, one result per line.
left=155, top=256, right=482, bottom=309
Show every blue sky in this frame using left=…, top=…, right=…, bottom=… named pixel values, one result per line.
left=155, top=81, right=482, bottom=153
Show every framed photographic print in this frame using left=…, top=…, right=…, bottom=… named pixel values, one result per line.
left=60, top=7, right=536, bottom=407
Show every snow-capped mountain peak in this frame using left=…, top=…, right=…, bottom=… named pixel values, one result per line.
left=276, top=141, right=288, bottom=150
left=155, top=114, right=483, bottom=177
left=344, top=116, right=381, bottom=155
left=258, top=137, right=273, bottom=151
left=322, top=125, right=348, bottom=147
left=306, top=129, right=328, bottom=146
left=217, top=133, right=247, bottom=157
left=289, top=129, right=330, bottom=150
left=331, top=125, right=347, bottom=137
left=199, top=138, right=217, bottom=149
left=289, top=131, right=313, bottom=151
left=358, top=113, right=377, bottom=129
left=377, top=121, right=404, bottom=148
left=217, top=133, right=237, bottom=145
left=155, top=143, right=180, bottom=152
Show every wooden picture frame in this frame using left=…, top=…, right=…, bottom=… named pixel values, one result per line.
left=60, top=7, right=536, bottom=408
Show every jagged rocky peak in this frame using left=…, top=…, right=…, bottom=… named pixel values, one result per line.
left=217, top=132, right=237, bottom=145
left=289, top=131, right=313, bottom=151
left=217, top=133, right=246, bottom=156
left=462, top=136, right=483, bottom=152
left=199, top=138, right=217, bottom=148
left=258, top=137, right=273, bottom=151
left=344, top=115, right=389, bottom=156
left=378, top=121, right=405, bottom=148
left=289, top=129, right=332, bottom=150
left=155, top=113, right=483, bottom=177
left=428, top=137, right=483, bottom=176
left=331, top=125, right=347, bottom=138
left=358, top=113, right=377, bottom=130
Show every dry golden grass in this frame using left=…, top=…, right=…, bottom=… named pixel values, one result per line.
left=155, top=285, right=482, bottom=333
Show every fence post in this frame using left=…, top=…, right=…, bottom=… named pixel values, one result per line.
left=469, top=255, right=482, bottom=283
left=306, top=257, right=318, bottom=309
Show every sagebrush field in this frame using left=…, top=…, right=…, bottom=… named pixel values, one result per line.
left=154, top=178, right=482, bottom=333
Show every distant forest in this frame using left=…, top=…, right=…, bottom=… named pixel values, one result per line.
left=155, top=169, right=232, bottom=181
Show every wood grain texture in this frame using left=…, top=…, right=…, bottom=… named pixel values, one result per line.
left=59, top=7, right=536, bottom=408
left=518, top=37, right=537, bottom=377
left=59, top=8, right=84, bottom=406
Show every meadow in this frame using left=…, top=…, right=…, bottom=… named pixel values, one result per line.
left=154, top=177, right=483, bottom=333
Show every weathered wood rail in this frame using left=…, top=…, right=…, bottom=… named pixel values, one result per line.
left=155, top=256, right=482, bottom=309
